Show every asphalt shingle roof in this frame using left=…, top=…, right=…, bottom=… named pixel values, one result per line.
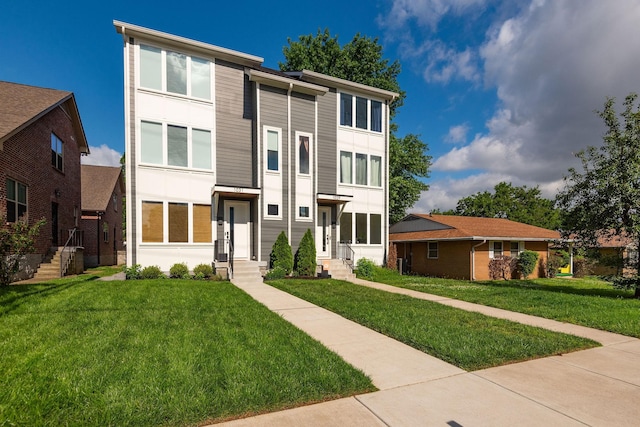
left=81, top=165, right=123, bottom=212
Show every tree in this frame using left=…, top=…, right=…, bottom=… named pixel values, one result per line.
left=294, top=229, right=316, bottom=277
left=280, top=29, right=431, bottom=223
left=454, top=182, right=561, bottom=229
left=0, top=215, right=45, bottom=286
left=270, top=231, right=293, bottom=274
left=556, top=93, right=640, bottom=298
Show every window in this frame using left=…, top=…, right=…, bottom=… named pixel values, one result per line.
left=510, top=241, right=523, bottom=257
left=428, top=242, right=438, bottom=259
left=6, top=178, right=27, bottom=222
left=356, top=96, right=368, bottom=129
left=356, top=213, right=367, bottom=244
left=298, top=135, right=310, bottom=174
left=140, top=45, right=162, bottom=90
left=370, top=214, right=382, bottom=245
left=193, top=204, right=212, bottom=243
left=192, top=129, right=211, bottom=169
left=51, top=133, right=63, bottom=171
left=490, top=241, right=503, bottom=258
left=267, top=129, right=279, bottom=172
left=142, top=201, right=163, bottom=242
left=299, top=206, right=309, bottom=218
left=190, top=57, right=211, bottom=99
left=340, top=212, right=352, bottom=243
left=340, top=151, right=352, bottom=184
left=371, top=100, right=382, bottom=132
left=167, top=125, right=188, bottom=167
left=141, top=121, right=163, bottom=164
left=267, top=204, right=279, bottom=216
left=103, top=222, right=109, bottom=243
left=370, top=155, right=382, bottom=187
left=168, top=202, right=188, bottom=242
left=166, top=51, right=187, bottom=95
left=356, top=153, right=368, bottom=185
left=340, top=93, right=352, bottom=126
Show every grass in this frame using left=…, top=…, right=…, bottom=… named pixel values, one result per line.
left=369, top=267, right=640, bottom=338
left=268, top=279, right=598, bottom=371
left=0, top=273, right=374, bottom=426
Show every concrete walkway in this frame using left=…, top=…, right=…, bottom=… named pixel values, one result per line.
left=215, top=277, right=640, bottom=426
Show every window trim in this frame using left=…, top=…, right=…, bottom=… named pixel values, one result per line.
left=296, top=132, right=312, bottom=176
left=427, top=242, right=439, bottom=259
left=264, top=126, right=282, bottom=174
left=141, top=201, right=213, bottom=244
left=139, top=120, right=213, bottom=170
left=267, top=204, right=279, bottom=217
left=489, top=241, right=504, bottom=259
left=510, top=241, right=524, bottom=257
left=51, top=133, right=64, bottom=172
left=338, top=92, right=384, bottom=133
left=6, top=178, right=27, bottom=223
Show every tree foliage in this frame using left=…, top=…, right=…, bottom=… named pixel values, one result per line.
left=517, top=250, right=539, bottom=279
left=294, top=229, right=317, bottom=277
left=454, top=182, right=561, bottom=229
left=280, top=29, right=431, bottom=224
left=270, top=231, right=293, bottom=275
left=556, top=93, right=640, bottom=296
left=0, top=216, right=45, bottom=286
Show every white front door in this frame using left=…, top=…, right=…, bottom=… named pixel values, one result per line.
left=316, top=206, right=331, bottom=258
left=224, top=201, right=250, bottom=260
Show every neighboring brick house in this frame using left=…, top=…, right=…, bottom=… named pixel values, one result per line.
left=114, top=22, right=397, bottom=276
left=0, top=81, right=89, bottom=279
left=389, top=214, right=561, bottom=280
left=81, top=165, right=125, bottom=268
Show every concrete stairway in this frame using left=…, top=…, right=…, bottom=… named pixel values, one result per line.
left=325, top=259, right=355, bottom=281
left=31, top=248, right=64, bottom=281
left=230, top=260, right=262, bottom=284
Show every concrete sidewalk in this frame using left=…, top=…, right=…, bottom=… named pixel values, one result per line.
left=215, top=277, right=640, bottom=426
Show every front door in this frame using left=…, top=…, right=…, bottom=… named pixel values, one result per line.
left=224, top=201, right=250, bottom=260
left=316, top=206, right=331, bottom=258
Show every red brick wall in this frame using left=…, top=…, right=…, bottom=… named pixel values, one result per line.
left=1, top=105, right=83, bottom=257
left=81, top=185, right=124, bottom=267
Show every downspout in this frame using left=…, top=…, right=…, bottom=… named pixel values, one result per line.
left=256, top=81, right=262, bottom=262
left=287, top=82, right=292, bottom=242
left=471, top=239, right=487, bottom=281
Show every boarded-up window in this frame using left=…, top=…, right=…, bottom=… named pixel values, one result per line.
left=142, top=201, right=163, bottom=242
left=169, top=203, right=188, bottom=242
left=193, top=204, right=212, bottom=243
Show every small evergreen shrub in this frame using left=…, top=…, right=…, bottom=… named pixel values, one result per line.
left=123, top=264, right=142, bottom=280
left=141, top=265, right=164, bottom=279
left=170, top=262, right=190, bottom=279
left=356, top=258, right=375, bottom=280
left=193, top=263, right=213, bottom=279
left=264, top=266, right=287, bottom=280
left=294, top=229, right=317, bottom=277
left=517, top=250, right=539, bottom=279
left=270, top=231, right=293, bottom=275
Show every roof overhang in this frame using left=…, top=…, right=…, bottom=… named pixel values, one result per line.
left=317, top=193, right=353, bottom=205
left=390, top=236, right=561, bottom=243
left=114, top=20, right=264, bottom=67
left=248, top=69, right=328, bottom=96
left=290, top=70, right=399, bottom=101
left=212, top=185, right=261, bottom=198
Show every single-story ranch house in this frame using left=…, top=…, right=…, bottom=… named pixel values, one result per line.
left=389, top=214, right=561, bottom=280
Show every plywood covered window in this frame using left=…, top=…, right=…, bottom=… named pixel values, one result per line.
left=193, top=204, right=212, bottom=243
left=168, top=202, right=188, bottom=243
left=142, top=201, right=163, bottom=242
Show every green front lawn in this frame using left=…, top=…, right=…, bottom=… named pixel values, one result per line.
left=369, top=267, right=640, bottom=337
left=269, top=279, right=598, bottom=371
left=0, top=276, right=374, bottom=426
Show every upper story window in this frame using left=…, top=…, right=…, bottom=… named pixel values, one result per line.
left=6, top=178, right=27, bottom=222
left=140, top=120, right=212, bottom=170
left=298, top=135, right=310, bottom=175
left=265, top=128, right=280, bottom=172
left=339, top=93, right=383, bottom=133
left=51, top=133, right=63, bottom=171
left=340, top=151, right=382, bottom=188
left=139, top=44, right=211, bottom=100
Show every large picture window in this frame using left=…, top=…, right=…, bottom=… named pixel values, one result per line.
left=142, top=201, right=163, bottom=243
left=6, top=178, right=27, bottom=222
left=141, top=122, right=212, bottom=169
left=51, top=133, right=63, bottom=171
left=340, top=151, right=352, bottom=184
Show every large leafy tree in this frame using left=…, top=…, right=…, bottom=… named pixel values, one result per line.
left=280, top=29, right=431, bottom=223
left=557, top=93, right=640, bottom=297
left=454, top=182, right=561, bottom=229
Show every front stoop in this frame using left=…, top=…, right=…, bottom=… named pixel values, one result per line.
left=324, top=259, right=355, bottom=281
left=31, top=247, right=63, bottom=281
left=230, top=260, right=262, bottom=284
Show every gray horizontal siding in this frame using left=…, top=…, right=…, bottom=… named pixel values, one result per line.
left=317, top=89, right=337, bottom=195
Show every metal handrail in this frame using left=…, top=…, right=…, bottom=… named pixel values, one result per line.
left=60, top=228, right=83, bottom=277
left=214, top=238, right=235, bottom=279
left=337, top=242, right=355, bottom=272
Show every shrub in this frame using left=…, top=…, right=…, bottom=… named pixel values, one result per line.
left=0, top=216, right=45, bottom=286
left=356, top=258, right=375, bottom=280
left=169, top=262, right=190, bottom=279
left=123, top=264, right=142, bottom=280
left=546, top=251, right=566, bottom=278
left=608, top=275, right=639, bottom=290
left=193, top=263, right=213, bottom=279
left=141, top=265, right=164, bottom=279
left=294, top=229, right=317, bottom=277
left=270, top=231, right=293, bottom=275
left=386, top=243, right=398, bottom=270
left=573, top=256, right=594, bottom=278
left=489, top=256, right=515, bottom=280
left=517, top=250, right=539, bottom=279
left=264, top=266, right=287, bottom=280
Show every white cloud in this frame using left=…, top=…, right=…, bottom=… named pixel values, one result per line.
left=423, top=44, right=479, bottom=84
left=445, top=123, right=470, bottom=143
left=382, top=0, right=488, bottom=30
left=81, top=144, right=122, bottom=167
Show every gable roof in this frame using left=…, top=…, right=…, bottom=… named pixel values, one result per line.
left=0, top=81, right=90, bottom=154
left=390, top=214, right=560, bottom=242
left=81, top=165, right=123, bottom=212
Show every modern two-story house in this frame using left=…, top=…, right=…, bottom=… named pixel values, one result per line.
left=114, top=22, right=396, bottom=276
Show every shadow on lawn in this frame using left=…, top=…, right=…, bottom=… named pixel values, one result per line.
left=474, top=279, right=633, bottom=299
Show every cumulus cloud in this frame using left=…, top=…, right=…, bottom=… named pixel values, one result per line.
left=81, top=144, right=122, bottom=167
left=383, top=0, right=640, bottom=211
left=382, top=0, right=488, bottom=30
left=445, top=123, right=470, bottom=143
left=423, top=44, right=479, bottom=84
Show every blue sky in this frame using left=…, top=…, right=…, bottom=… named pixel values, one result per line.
left=3, top=0, right=640, bottom=211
